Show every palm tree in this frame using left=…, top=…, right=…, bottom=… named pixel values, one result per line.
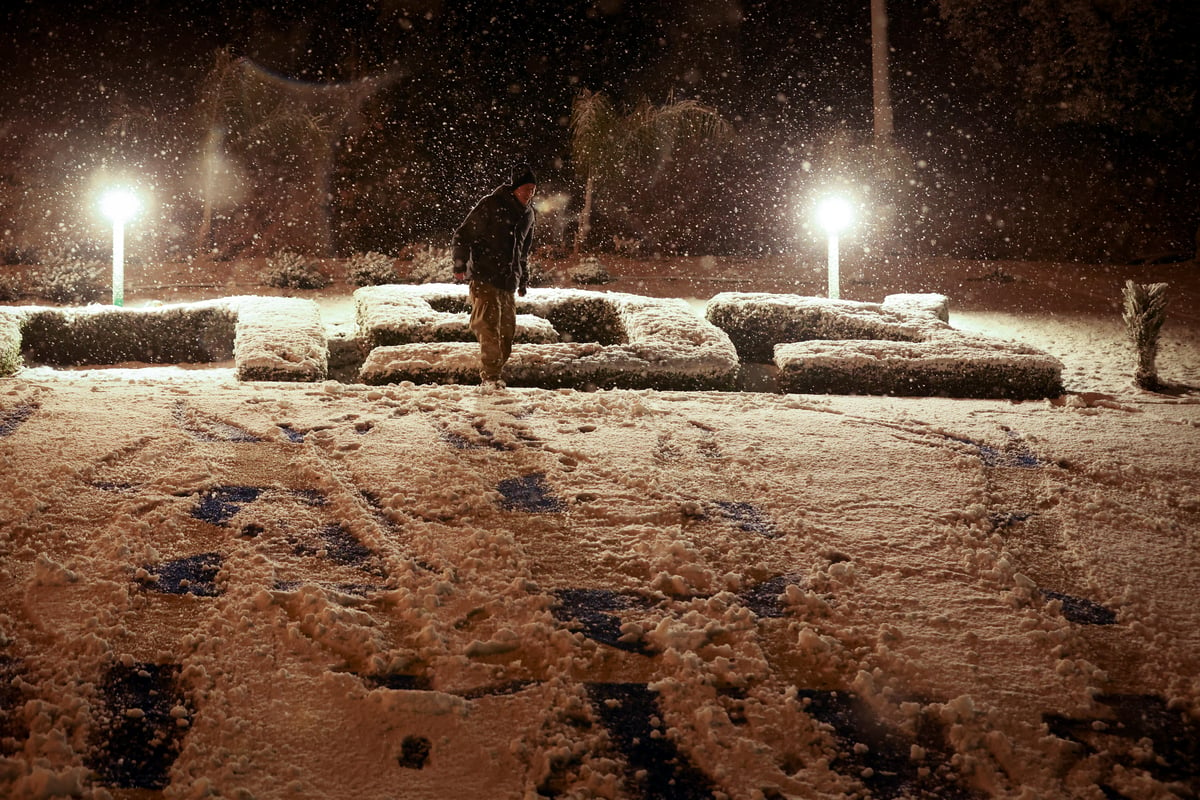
left=193, top=49, right=240, bottom=257
left=1122, top=280, right=1169, bottom=389
left=569, top=90, right=731, bottom=255
left=193, top=52, right=399, bottom=258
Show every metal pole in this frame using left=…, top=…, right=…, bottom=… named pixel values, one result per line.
left=827, top=233, right=840, bottom=300
left=112, top=221, right=124, bottom=306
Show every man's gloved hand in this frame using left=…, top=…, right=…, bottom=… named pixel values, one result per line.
left=518, top=285, right=527, bottom=297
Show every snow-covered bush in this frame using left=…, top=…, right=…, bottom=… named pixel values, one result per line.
left=570, top=255, right=613, bottom=285
left=774, top=335, right=1064, bottom=399
left=706, top=293, right=935, bottom=363
left=525, top=259, right=550, bottom=288
left=18, top=301, right=238, bottom=366
left=261, top=251, right=330, bottom=290
left=0, top=310, right=20, bottom=375
left=520, top=292, right=624, bottom=344
left=1, top=244, right=41, bottom=265
left=706, top=292, right=1063, bottom=399
left=357, top=285, right=738, bottom=390
left=233, top=296, right=328, bottom=382
left=346, top=251, right=398, bottom=286
left=36, top=256, right=106, bottom=304
left=354, top=285, right=558, bottom=349
left=8, top=297, right=329, bottom=382
left=0, top=272, right=25, bottom=302
left=1122, top=280, right=1169, bottom=390
left=404, top=246, right=455, bottom=284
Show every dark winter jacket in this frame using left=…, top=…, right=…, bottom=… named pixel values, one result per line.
left=451, top=185, right=536, bottom=293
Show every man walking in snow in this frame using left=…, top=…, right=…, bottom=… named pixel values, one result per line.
left=452, top=164, right=537, bottom=389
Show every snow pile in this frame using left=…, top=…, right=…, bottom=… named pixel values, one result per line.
left=232, top=296, right=329, bottom=382
left=358, top=285, right=739, bottom=390
left=707, top=293, right=1063, bottom=398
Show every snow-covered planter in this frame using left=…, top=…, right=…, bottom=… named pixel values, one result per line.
left=15, top=299, right=238, bottom=366
left=0, top=310, right=20, bottom=376
left=355, top=285, right=558, bottom=349
left=357, top=285, right=739, bottom=390
left=707, top=292, right=1063, bottom=399
left=232, top=296, right=329, bottom=382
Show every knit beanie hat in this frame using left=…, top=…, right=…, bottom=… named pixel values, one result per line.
left=510, top=164, right=537, bottom=188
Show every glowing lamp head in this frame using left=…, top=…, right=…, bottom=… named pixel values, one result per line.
left=816, top=195, right=853, bottom=235
left=100, top=189, right=141, bottom=224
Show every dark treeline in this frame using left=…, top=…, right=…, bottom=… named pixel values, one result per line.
left=0, top=0, right=1195, bottom=264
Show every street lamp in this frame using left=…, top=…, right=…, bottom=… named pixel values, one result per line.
left=100, top=188, right=140, bottom=306
left=816, top=195, right=853, bottom=300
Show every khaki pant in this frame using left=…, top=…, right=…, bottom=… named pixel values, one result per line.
left=468, top=281, right=516, bottom=382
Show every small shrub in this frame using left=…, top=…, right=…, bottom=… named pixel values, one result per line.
left=346, top=251, right=398, bottom=286
left=612, top=235, right=641, bottom=256
left=535, top=243, right=570, bottom=259
left=405, top=245, right=455, bottom=284
left=261, top=251, right=330, bottom=290
left=0, top=273, right=26, bottom=302
left=570, top=255, right=613, bottom=285
left=1122, top=280, right=1169, bottom=390
left=37, top=256, right=107, bottom=304
left=2, top=245, right=41, bottom=265
left=525, top=260, right=549, bottom=288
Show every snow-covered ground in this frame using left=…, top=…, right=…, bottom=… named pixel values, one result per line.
left=1, top=258, right=1198, bottom=799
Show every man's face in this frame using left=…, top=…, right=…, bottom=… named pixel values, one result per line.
left=513, top=183, right=536, bottom=207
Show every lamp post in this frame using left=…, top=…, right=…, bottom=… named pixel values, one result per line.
left=100, top=189, right=140, bottom=306
left=816, top=196, right=853, bottom=300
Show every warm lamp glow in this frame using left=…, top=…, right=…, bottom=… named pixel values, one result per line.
left=816, top=195, right=853, bottom=235
left=100, top=189, right=141, bottom=224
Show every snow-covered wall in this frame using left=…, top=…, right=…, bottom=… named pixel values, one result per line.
left=706, top=292, right=1063, bottom=399
left=357, top=285, right=740, bottom=390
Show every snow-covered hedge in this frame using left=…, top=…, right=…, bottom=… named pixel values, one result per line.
left=707, top=292, right=1063, bottom=399
left=354, top=285, right=558, bottom=348
left=0, top=310, right=20, bottom=376
left=358, top=284, right=739, bottom=390
left=706, top=292, right=944, bottom=363
left=15, top=299, right=238, bottom=366
left=0, top=297, right=329, bottom=383
left=233, top=296, right=329, bottom=382
left=774, top=335, right=1064, bottom=398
